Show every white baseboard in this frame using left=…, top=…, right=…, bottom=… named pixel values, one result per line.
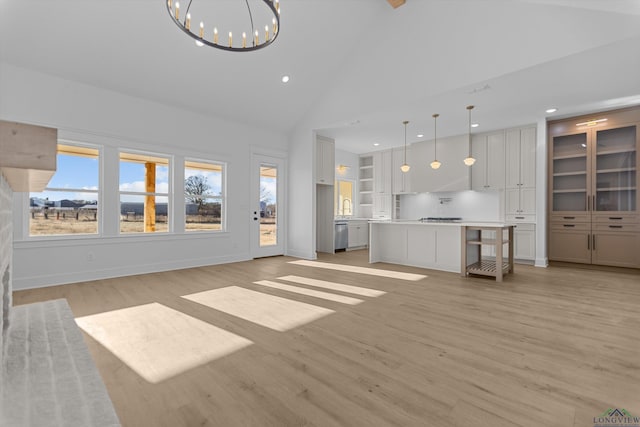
left=12, top=254, right=251, bottom=290
left=285, top=248, right=317, bottom=260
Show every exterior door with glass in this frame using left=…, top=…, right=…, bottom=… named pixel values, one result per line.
left=251, top=154, right=285, bottom=258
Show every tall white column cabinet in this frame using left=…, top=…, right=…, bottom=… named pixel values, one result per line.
left=505, top=127, right=536, bottom=223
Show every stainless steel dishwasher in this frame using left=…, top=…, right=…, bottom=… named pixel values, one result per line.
left=334, top=222, right=348, bottom=251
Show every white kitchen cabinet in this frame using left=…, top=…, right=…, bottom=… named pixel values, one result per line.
left=373, top=193, right=392, bottom=219
left=392, top=147, right=412, bottom=194
left=513, top=223, right=535, bottom=261
left=410, top=134, right=470, bottom=193
left=373, top=150, right=392, bottom=194
left=316, top=136, right=335, bottom=185
left=471, top=131, right=505, bottom=191
left=347, top=221, right=369, bottom=248
left=505, top=127, right=536, bottom=218
left=369, top=223, right=461, bottom=273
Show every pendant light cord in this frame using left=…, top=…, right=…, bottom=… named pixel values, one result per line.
left=404, top=122, right=407, bottom=163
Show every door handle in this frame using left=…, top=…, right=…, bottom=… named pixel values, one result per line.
left=253, top=217, right=258, bottom=221
left=587, top=234, right=590, bottom=250
left=593, top=235, right=596, bottom=250
left=563, top=224, right=575, bottom=228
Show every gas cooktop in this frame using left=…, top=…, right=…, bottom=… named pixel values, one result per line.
left=419, top=217, right=463, bottom=222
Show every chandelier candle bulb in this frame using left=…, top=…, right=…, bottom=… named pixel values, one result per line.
left=228, top=31, right=232, bottom=47
left=254, top=30, right=259, bottom=45
left=168, top=0, right=171, bottom=9
left=175, top=2, right=179, bottom=19
left=242, top=32, right=246, bottom=48
left=265, top=25, right=269, bottom=41
left=213, top=27, right=218, bottom=44
left=186, top=13, right=190, bottom=30
left=199, top=22, right=204, bottom=38
left=273, top=17, right=277, bottom=34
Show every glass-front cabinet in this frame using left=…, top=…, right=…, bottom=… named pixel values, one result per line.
left=594, top=126, right=636, bottom=212
left=548, top=107, right=640, bottom=268
left=551, top=132, right=589, bottom=212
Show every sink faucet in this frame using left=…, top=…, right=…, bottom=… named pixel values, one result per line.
left=342, top=199, right=352, bottom=216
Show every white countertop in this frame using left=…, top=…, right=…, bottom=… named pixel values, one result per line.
left=370, top=220, right=510, bottom=227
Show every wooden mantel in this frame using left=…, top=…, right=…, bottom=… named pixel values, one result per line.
left=0, top=120, right=57, bottom=192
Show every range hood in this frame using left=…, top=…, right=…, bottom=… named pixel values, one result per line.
left=0, top=120, right=57, bottom=192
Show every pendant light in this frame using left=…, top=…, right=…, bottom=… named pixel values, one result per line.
left=400, top=120, right=410, bottom=173
left=463, top=105, right=476, bottom=166
left=430, top=113, right=441, bottom=170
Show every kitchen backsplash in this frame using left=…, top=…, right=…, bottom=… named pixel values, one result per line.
left=398, top=190, right=503, bottom=222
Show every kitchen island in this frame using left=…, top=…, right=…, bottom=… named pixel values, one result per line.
left=369, top=220, right=513, bottom=276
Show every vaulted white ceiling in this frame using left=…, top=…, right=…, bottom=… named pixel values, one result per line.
left=1, top=0, right=640, bottom=153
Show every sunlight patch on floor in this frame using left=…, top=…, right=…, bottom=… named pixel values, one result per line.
left=75, top=303, right=252, bottom=384
left=182, top=286, right=335, bottom=332
left=278, top=275, right=387, bottom=297
left=288, top=260, right=427, bottom=281
left=253, top=280, right=364, bottom=305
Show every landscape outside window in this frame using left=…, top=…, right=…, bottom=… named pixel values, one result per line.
left=29, top=143, right=100, bottom=236
left=184, top=160, right=225, bottom=231
left=119, top=152, right=170, bottom=233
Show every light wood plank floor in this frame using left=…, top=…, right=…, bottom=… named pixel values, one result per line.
left=13, top=251, right=640, bottom=427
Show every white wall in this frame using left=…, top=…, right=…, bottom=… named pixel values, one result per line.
left=286, top=124, right=316, bottom=260
left=398, top=190, right=502, bottom=222
left=0, top=63, right=288, bottom=289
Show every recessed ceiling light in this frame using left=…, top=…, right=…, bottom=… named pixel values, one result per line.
left=373, top=143, right=380, bottom=146
left=281, top=75, right=290, bottom=83
left=546, top=108, right=558, bottom=113
left=471, top=123, right=479, bottom=128
left=417, top=134, right=424, bottom=138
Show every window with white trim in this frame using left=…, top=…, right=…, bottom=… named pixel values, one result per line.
left=184, top=160, right=225, bottom=231
left=119, top=152, right=170, bottom=233
left=29, top=143, right=100, bottom=236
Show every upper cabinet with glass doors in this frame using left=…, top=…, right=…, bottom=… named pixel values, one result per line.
left=550, top=109, right=639, bottom=216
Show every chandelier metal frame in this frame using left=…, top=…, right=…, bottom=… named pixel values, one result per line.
left=166, top=0, right=281, bottom=52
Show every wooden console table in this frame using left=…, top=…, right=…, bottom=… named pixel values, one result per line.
left=461, top=225, right=514, bottom=282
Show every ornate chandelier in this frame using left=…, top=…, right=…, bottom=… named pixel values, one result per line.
left=166, top=0, right=281, bottom=52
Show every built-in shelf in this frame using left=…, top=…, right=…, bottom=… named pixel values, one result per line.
left=553, top=153, right=587, bottom=160
left=597, top=148, right=636, bottom=156
left=553, top=171, right=587, bottom=177
left=596, top=187, right=636, bottom=192
left=596, top=168, right=636, bottom=174
left=553, top=188, right=587, bottom=193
